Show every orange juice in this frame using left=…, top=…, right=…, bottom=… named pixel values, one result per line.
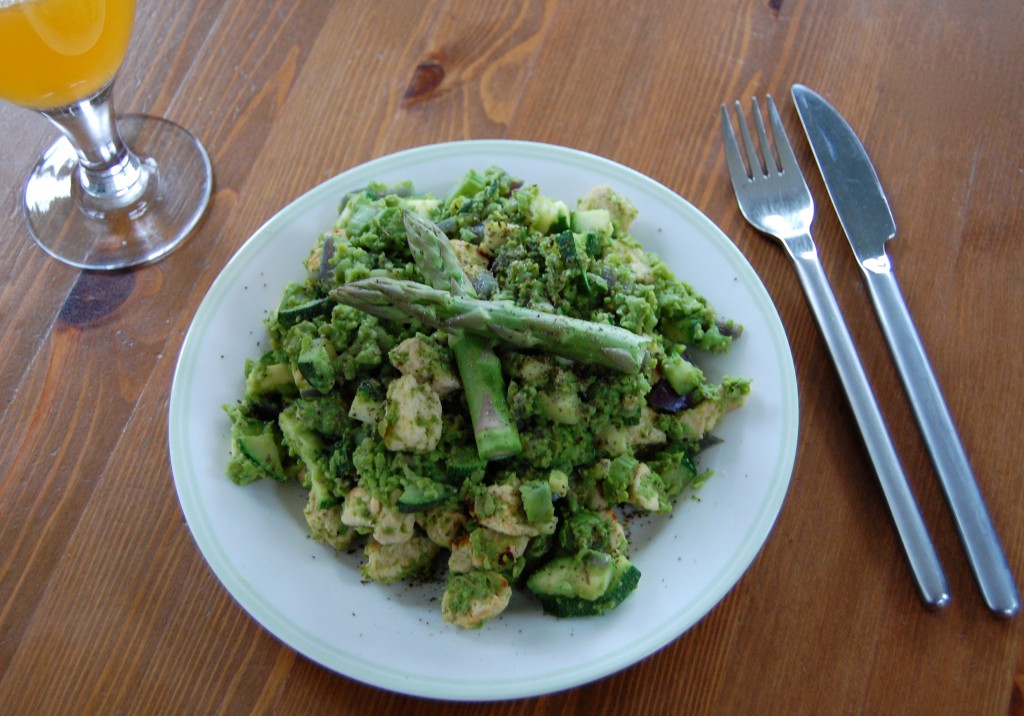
left=0, top=0, right=135, bottom=110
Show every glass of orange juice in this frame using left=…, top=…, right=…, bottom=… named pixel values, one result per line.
left=0, top=0, right=212, bottom=270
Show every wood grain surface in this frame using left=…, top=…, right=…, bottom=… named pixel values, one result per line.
left=2, top=0, right=1023, bottom=713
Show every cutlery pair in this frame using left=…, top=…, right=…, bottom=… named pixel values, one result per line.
left=721, top=85, right=1018, bottom=617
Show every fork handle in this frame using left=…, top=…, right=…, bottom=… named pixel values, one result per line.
left=863, top=267, right=1019, bottom=617
left=785, top=232, right=951, bottom=609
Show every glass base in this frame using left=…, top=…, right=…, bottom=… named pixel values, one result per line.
left=23, top=114, right=213, bottom=271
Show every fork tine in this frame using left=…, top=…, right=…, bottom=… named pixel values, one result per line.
left=734, top=100, right=764, bottom=178
left=766, top=95, right=800, bottom=176
left=720, top=104, right=751, bottom=183
left=751, top=97, right=778, bottom=175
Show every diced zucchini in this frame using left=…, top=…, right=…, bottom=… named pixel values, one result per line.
left=530, top=196, right=571, bottom=234
left=555, top=230, right=580, bottom=266
left=447, top=169, right=488, bottom=200
left=652, top=447, right=701, bottom=498
left=661, top=351, right=704, bottom=397
left=553, top=230, right=592, bottom=290
left=570, top=208, right=613, bottom=239
left=277, top=404, right=338, bottom=506
left=528, top=551, right=641, bottom=617
left=604, top=454, right=638, bottom=503
left=297, top=338, right=336, bottom=394
left=225, top=410, right=287, bottom=485
left=519, top=480, right=554, bottom=524
left=235, top=433, right=287, bottom=481
left=278, top=406, right=324, bottom=465
left=244, top=361, right=295, bottom=398
left=527, top=550, right=616, bottom=601
left=446, top=445, right=488, bottom=480
left=277, top=296, right=333, bottom=328
left=583, top=231, right=603, bottom=257
left=398, top=479, right=457, bottom=513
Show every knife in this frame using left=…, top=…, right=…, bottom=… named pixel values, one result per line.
left=791, top=83, right=1020, bottom=618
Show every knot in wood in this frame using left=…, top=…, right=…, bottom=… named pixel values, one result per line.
left=58, top=271, right=135, bottom=327
left=403, top=60, right=445, bottom=103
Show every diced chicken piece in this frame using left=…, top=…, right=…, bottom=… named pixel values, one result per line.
left=417, top=508, right=468, bottom=549
left=373, top=501, right=416, bottom=545
left=607, top=238, right=654, bottom=284
left=447, top=528, right=530, bottom=573
left=389, top=336, right=460, bottom=397
left=340, top=486, right=381, bottom=530
left=472, top=482, right=555, bottom=537
left=303, top=490, right=356, bottom=550
left=577, top=184, right=638, bottom=233
left=380, top=374, right=443, bottom=453
left=360, top=534, right=439, bottom=583
left=676, top=399, right=727, bottom=440
left=448, top=239, right=492, bottom=281
left=628, top=462, right=663, bottom=512
left=441, top=571, right=512, bottom=628
left=625, top=406, right=667, bottom=448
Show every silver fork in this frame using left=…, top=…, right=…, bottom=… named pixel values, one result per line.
left=721, top=96, right=951, bottom=609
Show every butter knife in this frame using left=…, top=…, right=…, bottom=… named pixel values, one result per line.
left=792, top=83, right=1019, bottom=617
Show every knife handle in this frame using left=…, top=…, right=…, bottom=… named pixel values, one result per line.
left=784, top=232, right=951, bottom=609
left=863, top=266, right=1020, bottom=617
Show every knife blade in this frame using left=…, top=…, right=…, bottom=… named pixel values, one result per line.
left=791, top=83, right=1020, bottom=617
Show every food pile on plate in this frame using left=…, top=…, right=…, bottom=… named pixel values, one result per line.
left=223, top=166, right=749, bottom=627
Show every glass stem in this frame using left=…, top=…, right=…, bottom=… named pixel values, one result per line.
left=39, top=81, right=151, bottom=217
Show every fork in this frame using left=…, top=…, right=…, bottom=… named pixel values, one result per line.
left=721, top=96, right=951, bottom=609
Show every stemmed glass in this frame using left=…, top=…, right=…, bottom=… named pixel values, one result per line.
left=0, top=0, right=212, bottom=270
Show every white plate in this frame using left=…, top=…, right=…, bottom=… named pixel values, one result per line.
left=168, top=140, right=798, bottom=701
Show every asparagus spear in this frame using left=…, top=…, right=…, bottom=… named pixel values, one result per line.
left=402, top=210, right=522, bottom=461
left=332, top=275, right=650, bottom=374
left=404, top=209, right=475, bottom=297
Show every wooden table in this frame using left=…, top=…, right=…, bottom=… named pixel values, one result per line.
left=2, top=0, right=1023, bottom=713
